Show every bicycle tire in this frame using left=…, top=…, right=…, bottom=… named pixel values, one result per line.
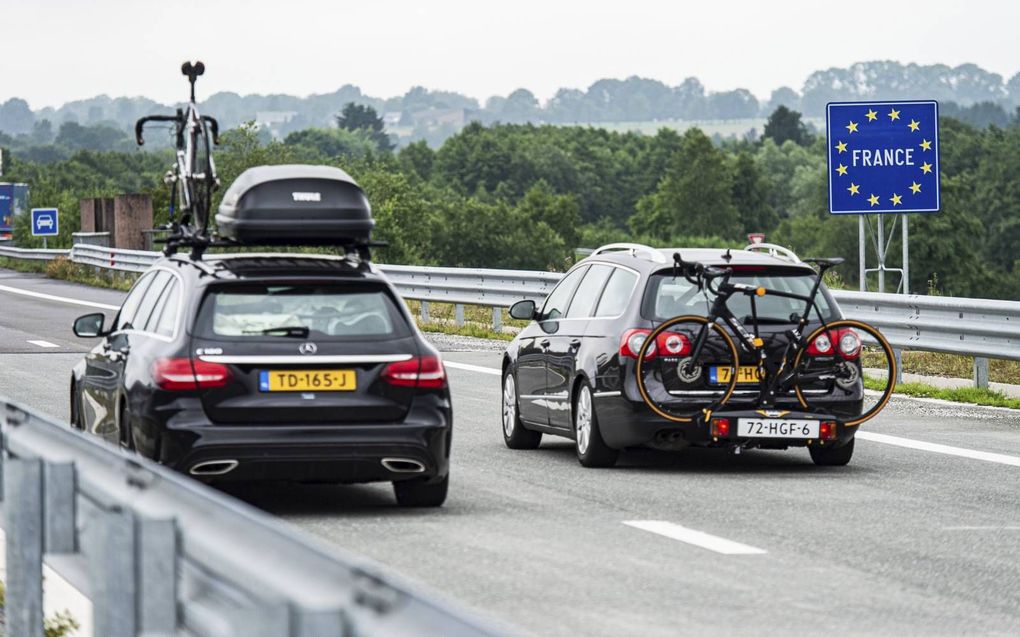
left=635, top=315, right=740, bottom=423
left=792, top=319, right=896, bottom=427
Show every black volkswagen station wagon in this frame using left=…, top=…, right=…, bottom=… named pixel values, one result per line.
left=69, top=166, right=451, bottom=506
left=501, top=243, right=861, bottom=468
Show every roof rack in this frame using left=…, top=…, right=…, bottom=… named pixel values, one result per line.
left=589, top=243, right=667, bottom=263
left=743, top=242, right=802, bottom=264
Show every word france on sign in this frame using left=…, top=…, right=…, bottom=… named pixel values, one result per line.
left=826, top=100, right=940, bottom=214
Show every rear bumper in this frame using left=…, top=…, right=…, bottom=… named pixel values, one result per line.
left=594, top=393, right=860, bottom=450
left=157, top=398, right=451, bottom=484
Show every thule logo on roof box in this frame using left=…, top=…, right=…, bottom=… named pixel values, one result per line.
left=292, top=192, right=321, bottom=202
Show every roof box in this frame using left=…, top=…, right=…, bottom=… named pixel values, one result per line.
left=216, top=165, right=374, bottom=246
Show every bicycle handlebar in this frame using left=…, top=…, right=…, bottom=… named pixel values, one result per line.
left=135, top=114, right=182, bottom=146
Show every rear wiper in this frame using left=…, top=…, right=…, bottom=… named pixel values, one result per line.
left=250, top=326, right=310, bottom=338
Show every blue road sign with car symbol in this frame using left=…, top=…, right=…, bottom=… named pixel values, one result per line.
left=826, top=100, right=940, bottom=214
left=31, top=208, right=59, bottom=236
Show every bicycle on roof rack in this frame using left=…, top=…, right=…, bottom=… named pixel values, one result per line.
left=135, top=61, right=222, bottom=255
left=634, top=252, right=897, bottom=427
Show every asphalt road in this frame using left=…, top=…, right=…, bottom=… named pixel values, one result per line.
left=2, top=267, right=1019, bottom=636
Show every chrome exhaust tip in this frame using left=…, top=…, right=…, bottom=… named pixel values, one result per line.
left=381, top=458, right=426, bottom=474
left=189, top=460, right=239, bottom=476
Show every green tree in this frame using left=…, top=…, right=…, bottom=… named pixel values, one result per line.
left=336, top=103, right=393, bottom=153
left=629, top=128, right=739, bottom=240
left=762, top=106, right=810, bottom=146
left=730, top=151, right=778, bottom=234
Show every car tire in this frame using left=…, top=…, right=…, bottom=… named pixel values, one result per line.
left=502, top=370, right=542, bottom=449
left=393, top=474, right=448, bottom=507
left=809, top=437, right=854, bottom=466
left=70, top=383, right=84, bottom=430
left=118, top=402, right=136, bottom=451
left=574, top=383, right=618, bottom=468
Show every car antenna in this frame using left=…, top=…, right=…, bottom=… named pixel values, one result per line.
left=722, top=248, right=732, bottom=262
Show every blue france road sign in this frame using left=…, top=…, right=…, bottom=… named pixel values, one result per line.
left=826, top=100, right=940, bottom=214
left=31, top=208, right=59, bottom=236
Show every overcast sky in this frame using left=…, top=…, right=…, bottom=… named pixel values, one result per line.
left=4, top=0, right=1019, bottom=108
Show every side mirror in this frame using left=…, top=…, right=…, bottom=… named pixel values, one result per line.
left=73, top=313, right=107, bottom=338
left=509, top=300, right=537, bottom=321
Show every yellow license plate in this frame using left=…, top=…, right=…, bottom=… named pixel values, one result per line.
left=259, top=369, right=356, bottom=392
left=714, top=366, right=761, bottom=384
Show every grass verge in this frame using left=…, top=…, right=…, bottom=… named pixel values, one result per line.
left=0, top=256, right=136, bottom=291
left=865, top=376, right=1020, bottom=410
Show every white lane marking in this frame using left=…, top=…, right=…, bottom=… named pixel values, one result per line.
left=27, top=340, right=59, bottom=348
left=0, top=284, right=119, bottom=311
left=943, top=526, right=1020, bottom=531
left=444, top=361, right=502, bottom=376
left=856, top=431, right=1020, bottom=467
left=624, top=520, right=767, bottom=555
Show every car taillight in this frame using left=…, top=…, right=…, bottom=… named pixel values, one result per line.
left=819, top=421, right=838, bottom=441
left=620, top=329, right=657, bottom=360
left=837, top=330, right=862, bottom=360
left=657, top=331, right=691, bottom=357
left=807, top=332, right=833, bottom=355
left=152, top=358, right=231, bottom=390
left=807, top=328, right=861, bottom=360
left=382, top=356, right=447, bottom=389
left=710, top=418, right=731, bottom=438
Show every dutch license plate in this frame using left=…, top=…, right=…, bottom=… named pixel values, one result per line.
left=737, top=418, right=819, bottom=438
left=711, top=366, right=761, bottom=384
left=258, top=369, right=356, bottom=392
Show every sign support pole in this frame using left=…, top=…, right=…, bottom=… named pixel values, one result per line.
left=42, top=237, right=47, bottom=250
left=876, top=217, right=885, bottom=293
left=858, top=216, right=866, bottom=292
left=902, top=215, right=909, bottom=294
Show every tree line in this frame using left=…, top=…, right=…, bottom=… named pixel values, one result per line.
left=2, top=104, right=1017, bottom=300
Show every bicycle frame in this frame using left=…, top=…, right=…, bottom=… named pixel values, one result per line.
left=683, top=263, right=838, bottom=409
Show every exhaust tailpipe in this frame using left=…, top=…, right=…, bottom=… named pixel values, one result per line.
left=190, top=460, right=239, bottom=476
left=381, top=458, right=426, bottom=474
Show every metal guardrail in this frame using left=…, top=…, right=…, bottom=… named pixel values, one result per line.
left=0, top=245, right=71, bottom=261
left=1, top=243, right=1017, bottom=382
left=0, top=398, right=502, bottom=637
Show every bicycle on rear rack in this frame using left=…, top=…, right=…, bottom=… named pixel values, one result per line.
left=634, top=252, right=897, bottom=427
left=135, top=61, right=221, bottom=252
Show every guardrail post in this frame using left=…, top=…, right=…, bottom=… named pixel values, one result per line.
left=138, top=518, right=178, bottom=633
left=43, top=461, right=76, bottom=553
left=85, top=505, right=137, bottom=637
left=455, top=304, right=465, bottom=327
left=974, top=357, right=990, bottom=389
left=5, top=457, right=45, bottom=637
left=892, top=348, right=904, bottom=385
left=420, top=301, right=430, bottom=324
left=492, top=307, right=502, bottom=332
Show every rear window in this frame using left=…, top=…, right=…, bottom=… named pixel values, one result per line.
left=195, top=283, right=411, bottom=340
left=643, top=268, right=838, bottom=324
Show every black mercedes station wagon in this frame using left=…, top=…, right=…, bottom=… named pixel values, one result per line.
left=501, top=243, right=862, bottom=468
left=70, top=166, right=451, bottom=506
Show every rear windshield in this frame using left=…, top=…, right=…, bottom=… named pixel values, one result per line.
left=195, top=283, right=411, bottom=340
left=643, top=269, right=838, bottom=324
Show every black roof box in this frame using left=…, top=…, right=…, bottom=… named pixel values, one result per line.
left=216, top=165, right=374, bottom=246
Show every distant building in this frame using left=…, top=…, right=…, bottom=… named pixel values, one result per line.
left=254, top=111, right=298, bottom=138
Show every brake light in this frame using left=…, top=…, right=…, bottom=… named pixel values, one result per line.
left=657, top=331, right=691, bottom=357
left=620, top=329, right=656, bottom=360
left=710, top=418, right=731, bottom=438
left=807, top=328, right=861, bottom=360
left=382, top=356, right=447, bottom=389
left=819, top=421, right=838, bottom=441
left=152, top=358, right=231, bottom=390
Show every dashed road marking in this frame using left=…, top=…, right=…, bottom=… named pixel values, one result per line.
left=623, top=520, right=767, bottom=555
left=27, top=340, right=59, bottom=348
left=856, top=431, right=1020, bottom=467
